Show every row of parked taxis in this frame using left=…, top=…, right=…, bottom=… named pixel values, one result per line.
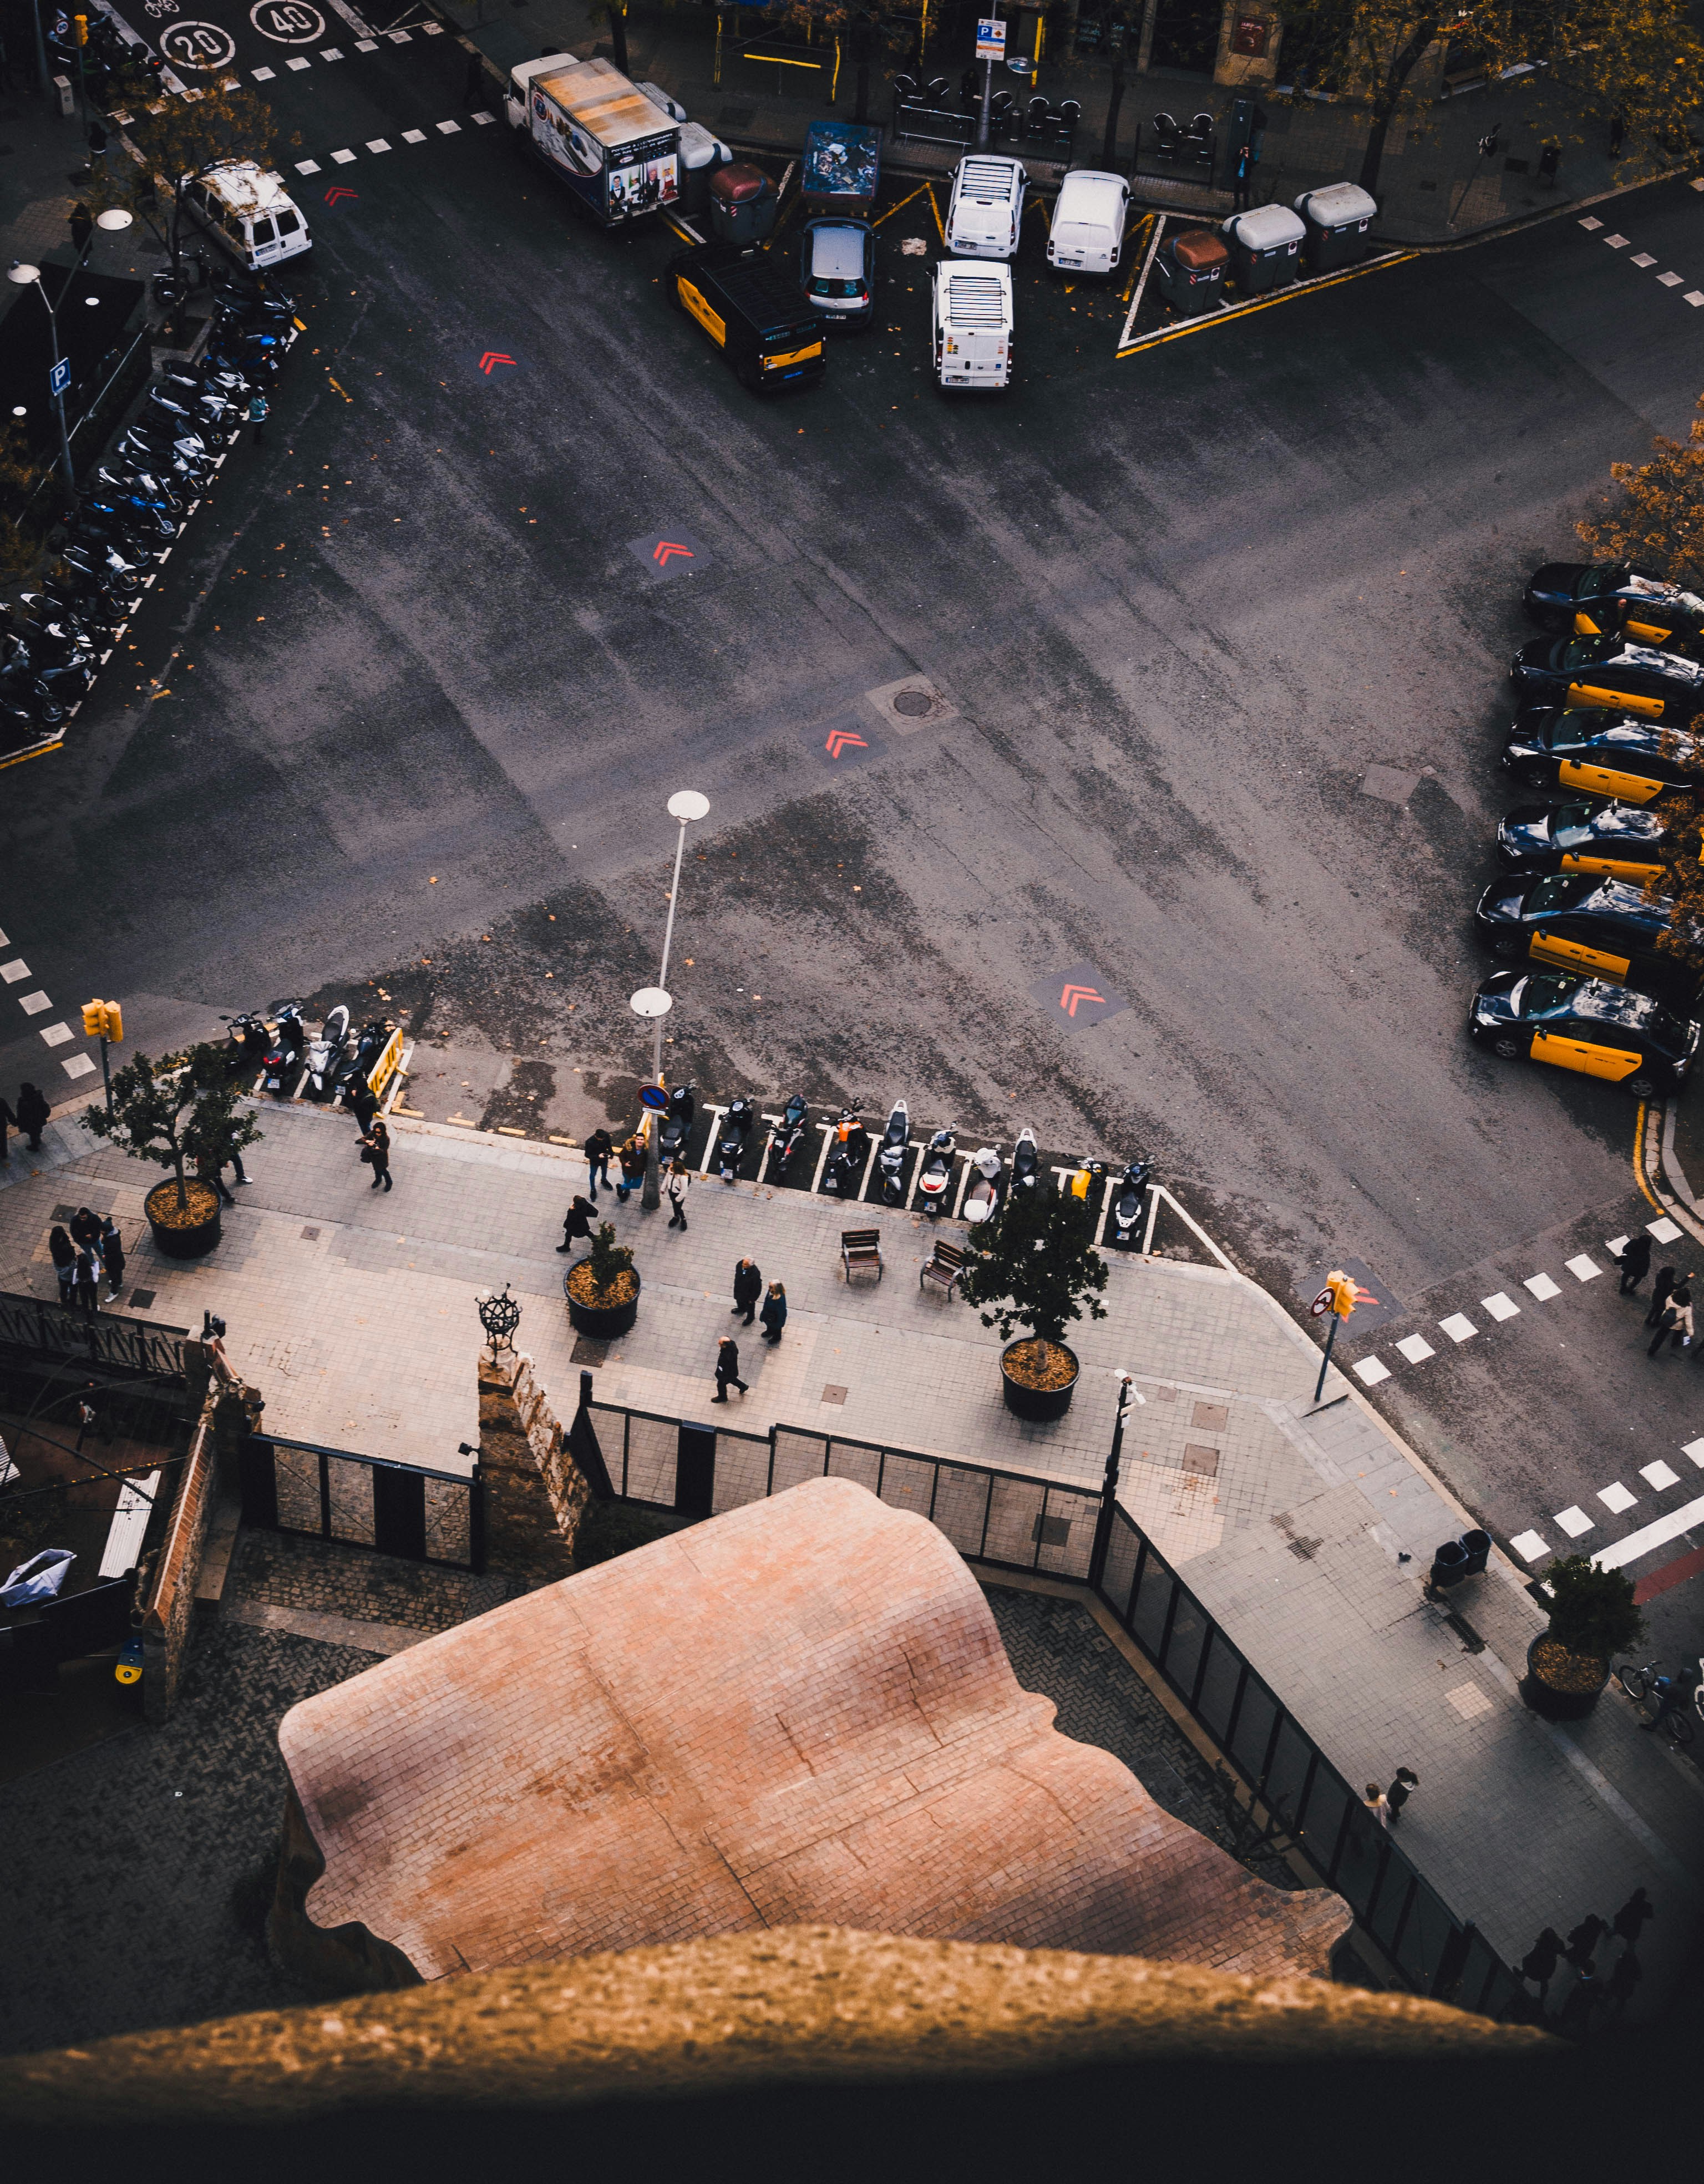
left=1468, top=562, right=1704, bottom=1097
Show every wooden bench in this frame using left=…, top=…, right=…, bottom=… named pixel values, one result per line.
left=841, top=1228, right=883, bottom=1283
left=920, top=1239, right=964, bottom=1299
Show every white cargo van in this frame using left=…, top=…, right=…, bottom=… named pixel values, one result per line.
left=1047, top=169, right=1129, bottom=276
left=182, top=160, right=311, bottom=274
left=944, top=154, right=1026, bottom=260
left=931, top=259, right=1013, bottom=391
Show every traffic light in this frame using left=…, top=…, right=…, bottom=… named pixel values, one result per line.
left=81, top=999, right=123, bottom=1041
left=102, top=1000, right=123, bottom=1042
left=1326, top=1270, right=1358, bottom=1319
left=72, top=13, right=87, bottom=43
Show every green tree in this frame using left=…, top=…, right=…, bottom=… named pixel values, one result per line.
left=1578, top=393, right=1704, bottom=596
left=0, top=423, right=48, bottom=581
left=83, top=1045, right=262, bottom=1213
left=1539, top=1554, right=1645, bottom=1659
left=956, top=1187, right=1109, bottom=1346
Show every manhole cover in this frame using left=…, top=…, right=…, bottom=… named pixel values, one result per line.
left=892, top=687, right=932, bottom=717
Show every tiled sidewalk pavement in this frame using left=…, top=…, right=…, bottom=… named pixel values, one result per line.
left=3, top=1097, right=1701, bottom=2022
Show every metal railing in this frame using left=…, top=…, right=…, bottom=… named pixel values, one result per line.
left=236, top=1432, right=485, bottom=1572
left=891, top=95, right=1077, bottom=160
left=0, top=1287, right=189, bottom=1380
left=570, top=1377, right=1525, bottom=2020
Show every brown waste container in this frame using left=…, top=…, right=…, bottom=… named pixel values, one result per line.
left=709, top=163, right=778, bottom=244
left=1154, top=227, right=1228, bottom=315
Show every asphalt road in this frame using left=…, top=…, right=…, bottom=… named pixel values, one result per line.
left=2, top=16, right=1702, bottom=1641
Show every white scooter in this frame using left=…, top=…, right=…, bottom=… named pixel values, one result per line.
left=963, top=1146, right=1003, bottom=1224
left=302, top=1004, right=351, bottom=1102
left=917, top=1126, right=956, bottom=1218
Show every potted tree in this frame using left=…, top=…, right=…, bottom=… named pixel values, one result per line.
left=957, top=1187, right=1108, bottom=1421
left=1520, top=1554, right=1646, bottom=1721
left=564, top=1222, right=642, bottom=1339
left=83, top=1046, right=263, bottom=1261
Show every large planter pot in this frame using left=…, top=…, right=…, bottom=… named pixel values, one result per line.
left=1000, top=1337, right=1079, bottom=1422
left=1520, top=1633, right=1610, bottom=1721
left=145, top=1178, right=222, bottom=1260
left=564, top=1259, right=641, bottom=1339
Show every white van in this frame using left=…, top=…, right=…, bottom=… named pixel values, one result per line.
left=182, top=160, right=311, bottom=275
left=1047, top=169, right=1129, bottom=276
left=931, top=259, right=1013, bottom=390
left=944, top=154, right=1026, bottom=260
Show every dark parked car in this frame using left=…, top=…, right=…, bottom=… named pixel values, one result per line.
left=1469, top=967, right=1699, bottom=1093
left=1509, top=635, right=1704, bottom=720
left=1524, top=559, right=1704, bottom=646
left=1494, top=798, right=1688, bottom=879
left=1473, top=871, right=1702, bottom=1000
left=1500, top=707, right=1702, bottom=798
left=799, top=217, right=876, bottom=329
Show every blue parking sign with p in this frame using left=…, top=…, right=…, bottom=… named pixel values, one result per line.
left=976, top=16, right=1006, bottom=55
left=49, top=357, right=70, bottom=398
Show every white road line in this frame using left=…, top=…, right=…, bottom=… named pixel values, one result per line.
left=471, top=110, right=494, bottom=125
left=1631, top=252, right=1657, bottom=267
left=1524, top=1271, right=1561, bottom=1299
left=1658, top=272, right=1683, bottom=287
left=39, top=1023, right=73, bottom=1047
left=1554, top=1504, right=1594, bottom=1537
left=1512, top=1529, right=1550, bottom=1563
left=1395, top=1332, right=1434, bottom=1364
left=1604, top=233, right=1630, bottom=247
left=1438, top=1312, right=1476, bottom=1343
left=437, top=118, right=460, bottom=133
left=252, top=65, right=276, bottom=79
left=18, top=992, right=51, bottom=1016
left=1353, top=1356, right=1390, bottom=1386
left=1597, top=1482, right=1637, bottom=1513
left=0, top=958, right=30, bottom=982
left=1687, top=292, right=1704, bottom=308
left=367, top=138, right=392, bottom=152
left=1649, top=1215, right=1682, bottom=1241
left=1565, top=1253, right=1602, bottom=1281
left=1594, top=1491, right=1704, bottom=1572
left=297, top=159, right=322, bottom=174
left=321, top=46, right=344, bottom=59
left=1642, top=1460, right=1681, bottom=1489
left=287, top=56, right=311, bottom=70
left=1482, top=1291, right=1519, bottom=1321
left=1683, top=1436, right=1704, bottom=1465
left=332, top=148, right=356, bottom=163
left=402, top=128, right=425, bottom=142
left=1579, top=216, right=1602, bottom=230
left=62, top=1053, right=95, bottom=1080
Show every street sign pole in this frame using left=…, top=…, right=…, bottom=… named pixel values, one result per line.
left=975, top=15, right=1004, bottom=151
left=48, top=348, right=72, bottom=509
left=1312, top=1313, right=1339, bottom=1405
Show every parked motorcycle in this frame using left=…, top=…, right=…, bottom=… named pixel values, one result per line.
left=1010, top=1126, right=1041, bottom=1197
left=716, top=1095, right=755, bottom=1182
left=302, top=1004, right=351, bottom=1102
left=337, top=1017, right=390, bottom=1103
left=658, top=1082, right=696, bottom=1166
left=764, top=1091, right=809, bottom=1179
left=1066, top=1158, right=1108, bottom=1215
left=262, top=1002, right=307, bottom=1097
left=916, top=1125, right=957, bottom=1218
left=962, top=1145, right=1003, bottom=1226
left=1109, top=1157, right=1152, bottom=1250
left=220, top=1010, right=271, bottom=1081
left=821, top=1108, right=870, bottom=1198
left=876, top=1098, right=910, bottom=1206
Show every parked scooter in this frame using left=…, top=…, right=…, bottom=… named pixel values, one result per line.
left=716, top=1095, right=755, bottom=1182
left=220, top=1010, right=271, bottom=1081
left=917, top=1126, right=957, bottom=1218
left=876, top=1098, right=910, bottom=1206
left=821, top=1108, right=870, bottom=1198
left=1065, top=1157, right=1108, bottom=1214
left=1109, top=1156, right=1152, bottom=1250
left=962, top=1145, right=1003, bottom=1225
left=658, top=1083, right=696, bottom=1165
left=764, top=1091, right=809, bottom=1179
left=1010, top=1126, right=1040, bottom=1196
left=262, top=1003, right=307, bottom=1097
left=302, top=1004, right=351, bottom=1102
left=337, top=1017, right=390, bottom=1103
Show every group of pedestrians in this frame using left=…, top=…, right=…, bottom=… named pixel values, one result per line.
left=1361, top=1766, right=1419, bottom=1828
left=1516, top=1888, right=1652, bottom=2035
left=1615, top=1235, right=1704, bottom=1360
left=48, top=1206, right=124, bottom=1315
left=0, top=1083, right=51, bottom=1164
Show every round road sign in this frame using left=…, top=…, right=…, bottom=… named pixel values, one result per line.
left=640, top=1084, right=668, bottom=1112
left=1309, top=1288, right=1333, bottom=1318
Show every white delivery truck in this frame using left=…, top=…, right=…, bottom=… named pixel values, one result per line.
left=504, top=54, right=681, bottom=226
left=931, top=259, right=1013, bottom=391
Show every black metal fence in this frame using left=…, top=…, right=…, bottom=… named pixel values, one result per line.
left=0, top=1288, right=189, bottom=1381
left=571, top=1381, right=1524, bottom=2021
left=237, top=1433, right=485, bottom=1572
left=891, top=95, right=1076, bottom=160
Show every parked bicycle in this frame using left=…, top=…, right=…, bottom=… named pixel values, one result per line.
left=1614, top=1658, right=1698, bottom=1745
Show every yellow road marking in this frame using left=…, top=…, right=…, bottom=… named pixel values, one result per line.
left=871, top=181, right=932, bottom=229
left=1120, top=212, right=1156, bottom=303
left=926, top=181, right=945, bottom=246
left=326, top=375, right=352, bottom=401
left=1116, top=248, right=1419, bottom=358
left=0, top=737, right=60, bottom=771
left=1633, top=1099, right=1664, bottom=1212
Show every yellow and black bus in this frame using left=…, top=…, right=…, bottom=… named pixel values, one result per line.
left=667, top=243, right=825, bottom=396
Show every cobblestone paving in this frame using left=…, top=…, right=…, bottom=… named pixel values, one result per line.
left=983, top=1587, right=1302, bottom=1893
left=225, top=1528, right=513, bottom=1634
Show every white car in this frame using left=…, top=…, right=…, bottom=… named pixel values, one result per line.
left=945, top=154, right=1027, bottom=260
left=181, top=160, right=311, bottom=275
left=1047, top=170, right=1129, bottom=276
left=931, top=259, right=1013, bottom=391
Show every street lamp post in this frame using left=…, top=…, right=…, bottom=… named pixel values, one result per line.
left=9, top=206, right=131, bottom=512
left=632, top=789, right=709, bottom=1211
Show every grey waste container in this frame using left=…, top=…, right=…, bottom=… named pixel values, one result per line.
left=709, top=163, right=777, bottom=245
left=1428, top=1538, right=1470, bottom=1589
left=679, top=121, right=731, bottom=218
left=1294, top=181, right=1378, bottom=272
left=1154, top=227, right=1228, bottom=316
left=1221, top=203, right=1304, bottom=295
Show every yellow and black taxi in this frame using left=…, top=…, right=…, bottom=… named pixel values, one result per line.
left=1472, top=871, right=1701, bottom=1001
left=1469, top=969, right=1700, bottom=1094
left=1500, top=707, right=1701, bottom=798
left=1509, top=636, right=1704, bottom=720
left=666, top=242, right=826, bottom=395
left=1494, top=798, right=1693, bottom=878
left=1524, top=560, right=1704, bottom=646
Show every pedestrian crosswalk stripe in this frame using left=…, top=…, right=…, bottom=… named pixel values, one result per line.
left=1353, top=1356, right=1390, bottom=1386
left=1565, top=1254, right=1601, bottom=1282
left=1554, top=1504, right=1594, bottom=1537
left=1395, top=1333, right=1434, bottom=1364
left=1438, top=1312, right=1476, bottom=1343
left=297, top=159, right=321, bottom=173
left=1647, top=1216, right=1682, bottom=1242
left=1481, top=1292, right=1519, bottom=1321
left=1641, top=1460, right=1680, bottom=1489
left=1597, top=1482, right=1637, bottom=1514
left=1524, top=1271, right=1561, bottom=1300
left=1511, top=1529, right=1550, bottom=1563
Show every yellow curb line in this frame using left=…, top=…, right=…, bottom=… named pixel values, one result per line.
left=1116, top=248, right=1420, bottom=359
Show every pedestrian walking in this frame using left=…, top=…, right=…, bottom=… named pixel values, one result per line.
left=1518, top=1927, right=1564, bottom=1999
left=1230, top=135, right=1252, bottom=212
left=1555, top=1959, right=1599, bottom=2037
left=363, top=1118, right=393, bottom=1192
left=99, top=1215, right=124, bottom=1303
left=70, top=1205, right=102, bottom=1252
left=347, top=1080, right=378, bottom=1136
left=248, top=389, right=269, bottom=442
left=557, top=1195, right=595, bottom=1253
left=15, top=1082, right=50, bottom=1150
left=666, top=1159, right=690, bottom=1230
left=69, top=199, right=92, bottom=254
left=1384, top=1765, right=1418, bottom=1821
left=584, top=1126, right=614, bottom=1200
left=732, top=1256, right=763, bottom=1324
left=1564, top=1912, right=1606, bottom=1969
left=1649, top=1283, right=1692, bottom=1356
left=711, top=1335, right=748, bottom=1402
left=1363, top=1782, right=1389, bottom=1830
left=759, top=1280, right=788, bottom=1345
left=1645, top=1265, right=1677, bottom=1326
left=49, top=1224, right=75, bottom=1306
left=73, top=1246, right=100, bottom=1317
left=463, top=48, right=488, bottom=107
left=1617, top=1232, right=1652, bottom=1293
left=615, top=1134, right=647, bottom=1202
left=75, top=1395, right=98, bottom=1451
left=1537, top=141, right=1561, bottom=186
left=1608, top=112, right=1626, bottom=159
left=1603, top=1948, right=1641, bottom=2015
left=0, top=1091, right=16, bottom=1163
left=1611, top=1886, right=1652, bottom=1944
left=197, top=1149, right=236, bottom=1207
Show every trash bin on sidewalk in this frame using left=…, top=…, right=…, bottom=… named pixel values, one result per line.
left=709, top=163, right=777, bottom=244
left=1154, top=227, right=1228, bottom=315
left=1459, top=1528, right=1492, bottom=1575
left=1428, top=1538, right=1471, bottom=1590
left=1294, top=181, right=1378, bottom=272
left=679, top=121, right=731, bottom=218
left=1220, top=203, right=1304, bottom=295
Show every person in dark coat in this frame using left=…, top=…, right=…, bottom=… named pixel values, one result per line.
left=711, top=1335, right=748, bottom=1402
left=557, top=1195, right=595, bottom=1253
left=346, top=1080, right=379, bottom=1136
left=70, top=1205, right=102, bottom=1251
left=1384, top=1765, right=1418, bottom=1821
left=15, top=1082, right=50, bottom=1150
left=1564, top=1913, right=1606, bottom=1969
left=99, top=1216, right=124, bottom=1303
left=584, top=1127, right=613, bottom=1200
left=1611, top=1887, right=1652, bottom=1944
left=759, top=1280, right=788, bottom=1345
left=1617, top=1232, right=1652, bottom=1294
left=49, top=1224, right=76, bottom=1306
left=363, top=1117, right=392, bottom=1192
left=1518, top=1927, right=1564, bottom=2000
left=0, top=1091, right=16, bottom=1163
left=1648, top=1284, right=1690, bottom=1357
left=1645, top=1265, right=1677, bottom=1326
left=615, top=1134, right=647, bottom=1202
left=196, top=1149, right=236, bottom=1206
left=732, top=1257, right=763, bottom=1323
left=73, top=1245, right=100, bottom=1316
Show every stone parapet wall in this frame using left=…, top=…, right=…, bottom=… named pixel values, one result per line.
left=476, top=1351, right=590, bottom=1582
